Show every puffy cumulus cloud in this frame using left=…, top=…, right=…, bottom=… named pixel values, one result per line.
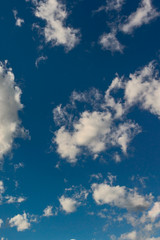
left=53, top=60, right=160, bottom=163
left=92, top=183, right=152, bottom=211
left=59, top=196, right=79, bottom=213
left=124, top=61, right=160, bottom=117
left=119, top=231, right=137, bottom=240
left=0, top=62, right=27, bottom=160
left=59, top=186, right=88, bottom=213
left=34, top=0, right=80, bottom=51
left=148, top=202, right=160, bottom=221
left=99, top=32, right=124, bottom=53
left=43, top=205, right=53, bottom=217
left=9, top=212, right=31, bottom=231
left=13, top=10, right=24, bottom=27
left=121, top=0, right=159, bottom=34
left=54, top=110, right=139, bottom=162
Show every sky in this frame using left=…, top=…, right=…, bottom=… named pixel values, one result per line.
left=0, top=0, right=160, bottom=239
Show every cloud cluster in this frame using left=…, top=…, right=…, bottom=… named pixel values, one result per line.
left=9, top=213, right=30, bottom=231
left=0, top=62, right=26, bottom=160
left=34, top=0, right=80, bottom=51
left=99, top=0, right=159, bottom=52
left=53, top=61, right=160, bottom=163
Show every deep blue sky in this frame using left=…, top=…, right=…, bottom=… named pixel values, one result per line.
left=0, top=0, right=160, bottom=239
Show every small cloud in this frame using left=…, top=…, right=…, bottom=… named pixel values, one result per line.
left=9, top=212, right=31, bottom=231
left=43, top=206, right=53, bottom=217
left=13, top=10, right=24, bottom=27
left=99, top=32, right=124, bottom=53
left=35, top=56, right=48, bottom=68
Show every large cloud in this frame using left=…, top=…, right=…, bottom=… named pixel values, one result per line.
left=0, top=62, right=26, bottom=160
left=34, top=0, right=80, bottom=51
left=53, top=61, right=160, bottom=163
left=121, top=0, right=159, bottom=34
left=92, top=183, right=151, bottom=211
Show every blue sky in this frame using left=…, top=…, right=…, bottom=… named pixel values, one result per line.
left=0, top=0, right=160, bottom=239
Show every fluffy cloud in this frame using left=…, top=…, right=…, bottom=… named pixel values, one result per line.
left=34, top=0, right=80, bottom=51
left=54, top=110, right=139, bottom=162
left=9, top=213, right=30, bottom=231
left=53, top=60, right=160, bottom=163
left=43, top=206, right=53, bottom=217
left=148, top=202, right=160, bottom=220
left=0, top=62, right=26, bottom=160
left=59, top=186, right=88, bottom=213
left=92, top=183, right=151, bottom=211
left=124, top=62, right=160, bottom=117
left=59, top=196, right=79, bottom=213
left=13, top=10, right=24, bottom=27
left=121, top=0, right=159, bottom=34
left=99, top=32, right=124, bottom=53
left=119, top=231, right=137, bottom=240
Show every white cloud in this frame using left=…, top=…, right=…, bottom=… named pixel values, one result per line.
left=59, top=196, right=79, bottom=213
left=5, top=196, right=26, bottom=204
left=13, top=10, right=24, bottom=27
left=34, top=0, right=80, bottom=51
left=99, top=32, right=124, bottom=53
left=53, top=60, right=160, bottom=163
left=119, top=231, right=137, bottom=240
left=92, top=183, right=151, bottom=211
left=105, top=0, right=125, bottom=11
left=43, top=206, right=53, bottom=217
left=54, top=110, right=139, bottom=162
left=121, top=0, right=159, bottom=34
left=148, top=202, right=160, bottom=221
left=124, top=61, right=160, bottom=117
left=0, top=219, right=3, bottom=227
left=9, top=212, right=30, bottom=231
left=0, top=62, right=27, bottom=160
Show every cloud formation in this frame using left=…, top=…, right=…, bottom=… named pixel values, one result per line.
left=53, top=60, right=160, bottom=163
left=43, top=206, right=53, bottom=217
left=92, top=182, right=151, bottom=211
left=121, top=0, right=159, bottom=34
left=13, top=10, right=24, bottom=27
left=105, top=0, right=125, bottom=11
left=9, top=213, right=30, bottom=231
left=34, top=0, right=80, bottom=51
left=99, top=32, right=124, bottom=53
left=0, top=62, right=26, bottom=160
left=59, top=196, right=78, bottom=213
